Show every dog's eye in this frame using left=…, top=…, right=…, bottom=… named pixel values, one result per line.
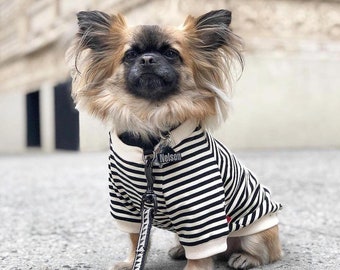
left=163, top=49, right=179, bottom=59
left=124, top=50, right=138, bottom=62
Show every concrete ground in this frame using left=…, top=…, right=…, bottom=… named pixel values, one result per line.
left=0, top=149, right=339, bottom=270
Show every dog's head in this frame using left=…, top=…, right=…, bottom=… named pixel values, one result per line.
left=66, top=10, right=243, bottom=139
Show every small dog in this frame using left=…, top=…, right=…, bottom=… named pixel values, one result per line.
left=67, top=9, right=282, bottom=270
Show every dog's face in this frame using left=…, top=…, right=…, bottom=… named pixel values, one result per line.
left=123, top=25, right=181, bottom=101
left=67, top=10, right=242, bottom=138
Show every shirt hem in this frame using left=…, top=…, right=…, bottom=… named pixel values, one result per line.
left=229, top=213, right=279, bottom=237
left=115, top=219, right=141, bottom=234
left=184, top=236, right=228, bottom=260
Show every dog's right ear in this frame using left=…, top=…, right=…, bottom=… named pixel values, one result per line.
left=76, top=10, right=126, bottom=52
left=66, top=10, right=127, bottom=94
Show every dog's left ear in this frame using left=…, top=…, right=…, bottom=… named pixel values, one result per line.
left=183, top=9, right=232, bottom=51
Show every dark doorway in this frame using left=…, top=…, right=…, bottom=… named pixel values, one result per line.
left=54, top=81, right=79, bottom=150
left=26, top=91, right=41, bottom=147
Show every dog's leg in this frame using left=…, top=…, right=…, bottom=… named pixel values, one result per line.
left=169, top=235, right=213, bottom=269
left=112, top=233, right=139, bottom=270
left=168, top=234, right=186, bottom=260
left=184, top=257, right=213, bottom=270
left=227, top=225, right=282, bottom=269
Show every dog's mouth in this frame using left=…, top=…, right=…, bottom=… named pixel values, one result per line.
left=138, top=73, right=166, bottom=89
left=127, top=72, right=179, bottom=101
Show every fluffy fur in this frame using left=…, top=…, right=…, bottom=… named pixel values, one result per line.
left=66, top=9, right=282, bottom=270
left=66, top=10, right=243, bottom=140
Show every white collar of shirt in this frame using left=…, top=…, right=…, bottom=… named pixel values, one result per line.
left=111, top=120, right=199, bottom=164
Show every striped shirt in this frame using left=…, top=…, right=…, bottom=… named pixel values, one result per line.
left=108, top=120, right=282, bottom=259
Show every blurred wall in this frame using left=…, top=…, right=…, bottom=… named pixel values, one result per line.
left=0, top=0, right=339, bottom=153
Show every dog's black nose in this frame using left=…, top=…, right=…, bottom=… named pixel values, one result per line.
left=140, top=54, right=156, bottom=65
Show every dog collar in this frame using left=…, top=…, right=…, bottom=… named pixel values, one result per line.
left=111, top=120, right=199, bottom=164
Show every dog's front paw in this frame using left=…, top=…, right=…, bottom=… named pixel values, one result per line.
left=168, top=244, right=186, bottom=260
left=111, top=261, right=133, bottom=270
left=228, top=253, right=260, bottom=269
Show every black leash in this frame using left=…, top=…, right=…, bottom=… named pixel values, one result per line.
left=132, top=152, right=158, bottom=270
left=131, top=132, right=181, bottom=270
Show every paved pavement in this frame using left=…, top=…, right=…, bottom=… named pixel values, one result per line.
left=1, top=149, right=339, bottom=270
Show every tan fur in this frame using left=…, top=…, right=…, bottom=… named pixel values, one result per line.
left=112, top=233, right=138, bottom=270
left=66, top=11, right=243, bottom=139
left=238, top=225, right=282, bottom=265
left=167, top=226, right=282, bottom=270
left=178, top=15, right=243, bottom=126
left=226, top=225, right=282, bottom=269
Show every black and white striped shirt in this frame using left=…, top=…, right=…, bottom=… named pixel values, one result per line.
left=108, top=121, right=282, bottom=259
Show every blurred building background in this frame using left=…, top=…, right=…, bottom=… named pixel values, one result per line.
left=0, top=0, right=339, bottom=153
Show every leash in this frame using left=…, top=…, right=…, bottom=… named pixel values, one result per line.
left=132, top=133, right=181, bottom=270
left=132, top=152, right=158, bottom=270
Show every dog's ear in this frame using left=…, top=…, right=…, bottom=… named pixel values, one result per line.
left=67, top=10, right=127, bottom=92
left=183, top=9, right=232, bottom=51
left=77, top=10, right=126, bottom=51
left=180, top=9, right=243, bottom=127
left=77, top=11, right=111, bottom=51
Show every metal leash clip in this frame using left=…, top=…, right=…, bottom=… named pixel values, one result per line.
left=141, top=192, right=158, bottom=213
left=142, top=153, right=158, bottom=213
